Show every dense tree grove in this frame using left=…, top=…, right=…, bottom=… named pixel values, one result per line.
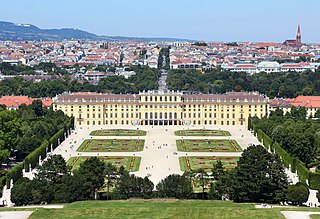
left=11, top=156, right=154, bottom=205
left=232, top=145, right=288, bottom=203
left=0, top=62, right=68, bottom=75
left=252, top=107, right=320, bottom=168
left=286, top=182, right=309, bottom=205
left=167, top=69, right=320, bottom=98
left=0, top=65, right=160, bottom=97
left=0, top=102, right=69, bottom=165
left=11, top=145, right=295, bottom=205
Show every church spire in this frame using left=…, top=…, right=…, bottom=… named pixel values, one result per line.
left=296, top=24, right=301, bottom=44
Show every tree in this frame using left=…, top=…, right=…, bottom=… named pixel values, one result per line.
left=104, top=162, right=117, bottom=200
left=114, top=174, right=154, bottom=199
left=35, top=155, right=69, bottom=184
left=209, top=161, right=235, bottom=200
left=156, top=174, right=193, bottom=199
left=287, top=182, right=309, bottom=205
left=76, top=157, right=106, bottom=199
left=194, top=169, right=209, bottom=199
left=232, top=145, right=288, bottom=203
left=31, top=99, right=44, bottom=117
left=11, top=177, right=33, bottom=206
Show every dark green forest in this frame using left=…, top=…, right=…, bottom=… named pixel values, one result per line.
left=0, top=101, right=69, bottom=166
left=167, top=69, right=320, bottom=98
left=0, top=65, right=160, bottom=97
left=251, top=107, right=320, bottom=169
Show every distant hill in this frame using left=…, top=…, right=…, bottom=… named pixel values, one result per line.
left=0, top=21, right=192, bottom=42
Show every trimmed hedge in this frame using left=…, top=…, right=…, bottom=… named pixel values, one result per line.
left=309, top=173, right=320, bottom=190
left=24, top=140, right=49, bottom=172
left=0, top=176, right=6, bottom=197
left=4, top=117, right=74, bottom=190
left=6, top=162, right=24, bottom=189
left=254, top=128, right=320, bottom=189
left=273, top=143, right=293, bottom=169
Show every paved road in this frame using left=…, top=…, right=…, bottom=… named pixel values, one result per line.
left=158, top=69, right=168, bottom=91
left=282, top=211, right=320, bottom=219
left=0, top=211, right=33, bottom=219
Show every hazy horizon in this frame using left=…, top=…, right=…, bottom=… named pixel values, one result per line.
left=1, top=0, right=320, bottom=43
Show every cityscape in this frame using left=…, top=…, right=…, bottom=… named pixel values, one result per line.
left=1, top=1, right=320, bottom=219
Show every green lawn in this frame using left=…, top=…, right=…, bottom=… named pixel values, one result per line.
left=67, top=156, right=141, bottom=172
left=90, top=129, right=147, bottom=136
left=179, top=156, right=240, bottom=172
left=175, top=129, right=231, bottom=136
left=311, top=214, right=320, bottom=218
left=77, top=139, right=145, bottom=152
left=26, top=200, right=300, bottom=219
left=176, top=139, right=242, bottom=152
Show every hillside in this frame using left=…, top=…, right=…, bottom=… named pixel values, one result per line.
left=0, top=21, right=97, bottom=41
left=0, top=21, right=192, bottom=42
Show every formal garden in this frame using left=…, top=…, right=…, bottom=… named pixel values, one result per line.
left=90, top=129, right=147, bottom=136
left=175, top=129, right=231, bottom=136
left=67, top=156, right=141, bottom=172
left=76, top=139, right=145, bottom=152
left=176, top=139, right=242, bottom=152
left=179, top=156, right=240, bottom=172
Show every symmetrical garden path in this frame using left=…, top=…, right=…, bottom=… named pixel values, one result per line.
left=51, top=125, right=260, bottom=186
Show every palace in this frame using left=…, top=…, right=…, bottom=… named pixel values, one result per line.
left=53, top=91, right=269, bottom=127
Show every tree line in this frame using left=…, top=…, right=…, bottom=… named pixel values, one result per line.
left=11, top=145, right=312, bottom=206
left=0, top=65, right=160, bottom=97
left=0, top=101, right=69, bottom=166
left=166, top=68, right=320, bottom=98
left=251, top=107, right=320, bottom=169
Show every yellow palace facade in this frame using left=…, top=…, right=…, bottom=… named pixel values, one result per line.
left=53, top=91, right=269, bottom=127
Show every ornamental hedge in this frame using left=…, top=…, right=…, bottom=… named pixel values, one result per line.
left=255, top=128, right=320, bottom=190
left=3, top=117, right=74, bottom=190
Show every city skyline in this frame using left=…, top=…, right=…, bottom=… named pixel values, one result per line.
left=1, top=0, right=320, bottom=43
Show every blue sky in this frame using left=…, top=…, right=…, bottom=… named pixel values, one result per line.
left=1, top=0, right=319, bottom=42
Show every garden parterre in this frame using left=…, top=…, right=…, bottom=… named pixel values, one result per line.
left=76, top=139, right=145, bottom=152
left=179, top=156, right=239, bottom=172
left=90, top=129, right=147, bottom=136
left=176, top=139, right=242, bottom=152
left=67, top=156, right=141, bottom=172
left=175, top=129, right=231, bottom=136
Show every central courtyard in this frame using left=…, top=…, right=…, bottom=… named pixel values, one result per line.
left=54, top=125, right=260, bottom=185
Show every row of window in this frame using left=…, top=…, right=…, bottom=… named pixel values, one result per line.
left=79, top=119, right=243, bottom=126
left=140, top=96, right=179, bottom=102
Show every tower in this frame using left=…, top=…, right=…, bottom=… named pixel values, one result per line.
left=296, top=24, right=301, bottom=45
